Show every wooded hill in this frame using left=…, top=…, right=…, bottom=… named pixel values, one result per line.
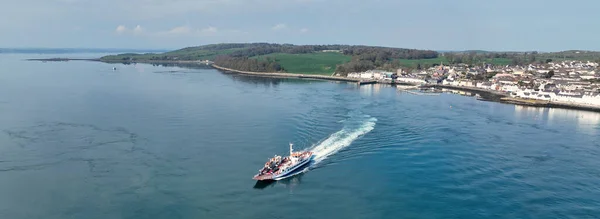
left=100, top=43, right=438, bottom=75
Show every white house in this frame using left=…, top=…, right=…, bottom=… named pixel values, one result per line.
left=458, top=80, right=477, bottom=87
left=476, top=82, right=494, bottom=90
left=512, top=88, right=600, bottom=107
left=500, top=84, right=519, bottom=92
left=396, top=77, right=426, bottom=84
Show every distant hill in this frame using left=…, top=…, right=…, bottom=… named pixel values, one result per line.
left=100, top=43, right=439, bottom=75
left=442, top=49, right=600, bottom=55
left=538, top=50, right=600, bottom=59
left=0, top=48, right=168, bottom=54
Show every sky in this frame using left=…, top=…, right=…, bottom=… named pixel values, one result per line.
left=1, top=0, right=599, bottom=51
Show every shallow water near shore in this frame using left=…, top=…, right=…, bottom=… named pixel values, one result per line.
left=1, top=54, right=600, bottom=219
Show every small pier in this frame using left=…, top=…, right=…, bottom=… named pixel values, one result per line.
left=358, top=80, right=377, bottom=85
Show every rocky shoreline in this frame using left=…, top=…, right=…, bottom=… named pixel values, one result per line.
left=211, top=64, right=363, bottom=83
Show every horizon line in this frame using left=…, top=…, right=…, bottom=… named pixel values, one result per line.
left=1, top=46, right=598, bottom=54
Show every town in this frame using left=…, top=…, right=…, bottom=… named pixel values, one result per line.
left=345, top=60, right=600, bottom=108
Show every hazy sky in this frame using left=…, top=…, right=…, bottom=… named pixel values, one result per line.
left=1, top=0, right=598, bottom=51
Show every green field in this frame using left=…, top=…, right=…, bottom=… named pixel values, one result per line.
left=483, top=58, right=512, bottom=66
left=252, top=52, right=351, bottom=75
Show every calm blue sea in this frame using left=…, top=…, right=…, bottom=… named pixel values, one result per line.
left=0, top=54, right=599, bottom=219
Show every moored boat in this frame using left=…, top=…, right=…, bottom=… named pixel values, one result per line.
left=253, top=143, right=313, bottom=181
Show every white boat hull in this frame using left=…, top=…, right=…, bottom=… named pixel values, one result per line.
left=272, top=155, right=313, bottom=180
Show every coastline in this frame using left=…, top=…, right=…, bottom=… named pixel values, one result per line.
left=26, top=58, right=100, bottom=62
left=102, top=60, right=207, bottom=64
left=26, top=58, right=208, bottom=64
left=211, top=65, right=600, bottom=112
left=26, top=57, right=600, bottom=113
left=429, top=84, right=600, bottom=113
left=211, top=64, right=363, bottom=83
left=500, top=96, right=600, bottom=112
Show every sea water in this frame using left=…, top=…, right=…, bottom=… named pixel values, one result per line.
left=1, top=54, right=599, bottom=219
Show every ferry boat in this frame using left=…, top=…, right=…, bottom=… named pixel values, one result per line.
left=253, top=143, right=314, bottom=181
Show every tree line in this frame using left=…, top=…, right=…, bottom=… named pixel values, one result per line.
left=226, top=44, right=345, bottom=57
left=224, top=44, right=438, bottom=59
left=442, top=51, right=600, bottom=66
left=444, top=51, right=545, bottom=66
left=212, top=43, right=439, bottom=74
left=214, top=56, right=283, bottom=72
left=335, top=47, right=438, bottom=74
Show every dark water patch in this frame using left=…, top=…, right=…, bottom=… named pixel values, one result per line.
left=153, top=70, right=191, bottom=74
left=0, top=160, right=64, bottom=172
left=523, top=154, right=553, bottom=163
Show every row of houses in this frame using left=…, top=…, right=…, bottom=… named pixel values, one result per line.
left=346, top=60, right=600, bottom=107
left=347, top=70, right=394, bottom=80
left=432, top=61, right=599, bottom=80
left=511, top=88, right=600, bottom=107
left=442, top=76, right=600, bottom=107
left=548, top=61, right=599, bottom=70
left=347, top=70, right=430, bottom=84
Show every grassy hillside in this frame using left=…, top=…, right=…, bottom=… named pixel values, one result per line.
left=100, top=43, right=441, bottom=74
left=252, top=52, right=352, bottom=75
left=485, top=58, right=513, bottom=66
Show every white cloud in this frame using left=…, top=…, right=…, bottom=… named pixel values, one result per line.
left=115, top=25, right=127, bottom=34
left=272, top=23, right=287, bottom=30
left=152, top=25, right=226, bottom=37
left=133, top=25, right=144, bottom=35
left=201, top=26, right=218, bottom=34
left=115, top=24, right=144, bottom=35
left=300, top=28, right=309, bottom=33
left=165, top=25, right=192, bottom=35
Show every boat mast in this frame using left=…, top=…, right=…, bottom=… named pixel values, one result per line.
left=289, top=143, right=293, bottom=156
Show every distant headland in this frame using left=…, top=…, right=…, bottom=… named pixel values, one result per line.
left=1, top=48, right=168, bottom=54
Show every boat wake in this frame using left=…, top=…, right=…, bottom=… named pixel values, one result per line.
left=308, top=114, right=377, bottom=164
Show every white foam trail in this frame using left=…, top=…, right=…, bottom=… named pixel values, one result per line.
left=308, top=116, right=377, bottom=164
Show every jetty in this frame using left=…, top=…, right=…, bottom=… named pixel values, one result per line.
left=211, top=64, right=372, bottom=84
left=358, top=80, right=377, bottom=85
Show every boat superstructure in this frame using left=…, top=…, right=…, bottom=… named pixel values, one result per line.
left=253, top=143, right=313, bottom=181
